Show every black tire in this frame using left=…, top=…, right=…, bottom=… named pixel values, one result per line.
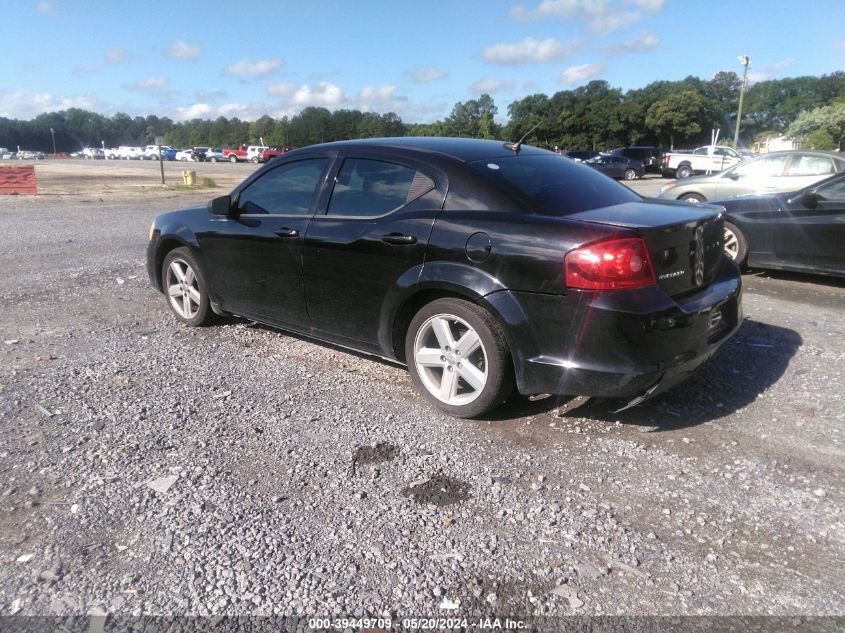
left=623, top=168, right=637, bottom=180
left=251, top=156, right=259, bottom=163
left=723, top=221, right=748, bottom=267
left=210, top=157, right=218, bottom=163
left=679, top=192, right=706, bottom=203
left=161, top=247, right=214, bottom=327
left=229, top=155, right=238, bottom=163
left=405, top=298, right=513, bottom=418
left=676, top=164, right=692, bottom=179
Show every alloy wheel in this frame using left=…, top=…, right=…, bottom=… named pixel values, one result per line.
left=724, top=226, right=740, bottom=261
left=166, top=259, right=202, bottom=320
left=413, top=314, right=488, bottom=406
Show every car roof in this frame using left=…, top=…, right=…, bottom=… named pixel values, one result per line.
left=748, top=149, right=843, bottom=158
left=301, top=137, right=549, bottom=163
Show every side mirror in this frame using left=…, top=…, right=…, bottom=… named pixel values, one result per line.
left=208, top=195, right=235, bottom=216
left=724, top=172, right=740, bottom=181
left=793, top=191, right=819, bottom=209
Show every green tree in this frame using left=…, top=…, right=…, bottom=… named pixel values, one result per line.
left=444, top=94, right=498, bottom=138
left=645, top=90, right=708, bottom=148
left=786, top=103, right=845, bottom=150
left=249, top=115, right=276, bottom=145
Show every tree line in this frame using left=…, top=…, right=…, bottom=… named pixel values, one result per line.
left=2, top=71, right=843, bottom=154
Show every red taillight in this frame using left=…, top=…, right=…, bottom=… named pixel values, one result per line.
left=565, top=237, right=656, bottom=290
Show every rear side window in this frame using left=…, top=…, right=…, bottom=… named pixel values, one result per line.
left=469, top=154, right=640, bottom=216
left=786, top=155, right=834, bottom=176
left=328, top=158, right=434, bottom=217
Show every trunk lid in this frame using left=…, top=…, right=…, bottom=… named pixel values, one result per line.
left=568, top=200, right=725, bottom=297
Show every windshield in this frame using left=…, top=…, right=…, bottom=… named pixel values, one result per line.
left=469, top=154, right=640, bottom=215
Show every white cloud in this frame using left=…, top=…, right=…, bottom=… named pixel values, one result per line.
left=267, top=82, right=297, bottom=97
left=404, top=67, right=447, bottom=83
left=360, top=84, right=397, bottom=103
left=265, top=82, right=431, bottom=121
left=630, top=0, right=665, bottom=10
left=768, top=57, right=795, bottom=71
left=224, top=58, right=283, bottom=78
left=291, top=82, right=346, bottom=107
left=35, top=1, right=53, bottom=14
left=510, top=0, right=664, bottom=33
left=483, top=37, right=581, bottom=65
left=470, top=79, right=515, bottom=94
left=0, top=89, right=98, bottom=119
left=559, top=63, right=605, bottom=85
left=747, top=58, right=795, bottom=85
left=105, top=48, right=125, bottom=64
left=603, top=31, right=659, bottom=55
left=173, top=102, right=273, bottom=121
left=72, top=64, right=100, bottom=76
left=166, top=40, right=202, bottom=61
left=175, top=103, right=212, bottom=120
left=357, top=84, right=410, bottom=113
left=123, top=76, right=169, bottom=92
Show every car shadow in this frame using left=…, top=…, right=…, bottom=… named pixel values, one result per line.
left=234, top=317, right=800, bottom=432
left=562, top=319, right=801, bottom=431
left=479, top=319, right=802, bottom=430
left=744, top=268, right=845, bottom=289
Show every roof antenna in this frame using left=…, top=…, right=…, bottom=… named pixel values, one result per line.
left=504, top=122, right=540, bottom=155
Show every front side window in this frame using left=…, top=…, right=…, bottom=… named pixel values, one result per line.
left=817, top=176, right=845, bottom=201
left=328, top=158, right=432, bottom=217
left=732, top=155, right=787, bottom=178
left=237, top=158, right=327, bottom=215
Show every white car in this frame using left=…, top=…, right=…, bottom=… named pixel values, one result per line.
left=105, top=146, right=143, bottom=160
left=246, top=145, right=268, bottom=163
left=144, top=145, right=173, bottom=160
left=175, top=149, right=196, bottom=162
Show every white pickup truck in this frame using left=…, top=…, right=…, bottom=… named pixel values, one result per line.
left=661, top=145, right=743, bottom=179
left=105, top=146, right=143, bottom=160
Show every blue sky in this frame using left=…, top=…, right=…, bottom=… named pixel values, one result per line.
left=2, top=0, right=843, bottom=123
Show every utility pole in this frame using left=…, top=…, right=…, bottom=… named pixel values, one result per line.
left=50, top=127, right=56, bottom=156
left=733, top=55, right=751, bottom=147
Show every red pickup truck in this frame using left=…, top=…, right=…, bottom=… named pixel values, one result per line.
left=222, top=144, right=267, bottom=163
left=261, top=146, right=294, bottom=162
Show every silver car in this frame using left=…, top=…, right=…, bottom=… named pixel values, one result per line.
left=658, top=150, right=845, bottom=202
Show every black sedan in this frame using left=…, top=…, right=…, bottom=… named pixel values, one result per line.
left=147, top=138, right=741, bottom=418
left=584, top=154, right=644, bottom=180
left=714, top=170, right=845, bottom=278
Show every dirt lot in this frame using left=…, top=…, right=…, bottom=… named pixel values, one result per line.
left=0, top=160, right=843, bottom=627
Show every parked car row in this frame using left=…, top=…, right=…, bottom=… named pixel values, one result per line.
left=25, top=143, right=295, bottom=164
left=654, top=149, right=845, bottom=278
left=0, top=147, right=46, bottom=160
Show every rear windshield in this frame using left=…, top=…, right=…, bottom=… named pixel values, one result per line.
left=469, top=154, right=640, bottom=215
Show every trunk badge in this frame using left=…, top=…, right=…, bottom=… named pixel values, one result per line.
left=693, top=226, right=705, bottom=286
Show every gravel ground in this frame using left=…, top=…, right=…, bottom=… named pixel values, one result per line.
left=0, top=163, right=843, bottom=624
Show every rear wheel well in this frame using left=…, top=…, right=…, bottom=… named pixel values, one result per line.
left=392, top=289, right=479, bottom=363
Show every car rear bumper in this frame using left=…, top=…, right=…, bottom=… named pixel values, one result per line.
left=487, top=258, right=742, bottom=402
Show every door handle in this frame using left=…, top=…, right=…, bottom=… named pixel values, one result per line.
left=381, top=233, right=417, bottom=245
left=274, top=228, right=299, bottom=237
